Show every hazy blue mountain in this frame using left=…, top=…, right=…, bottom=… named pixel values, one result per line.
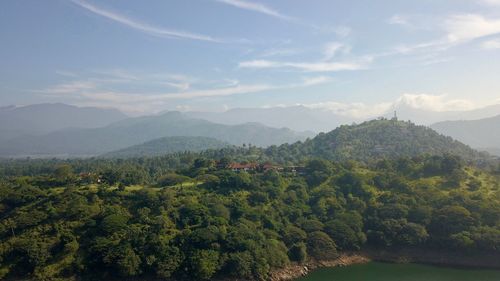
left=186, top=103, right=500, bottom=133
left=431, top=115, right=500, bottom=155
left=102, top=136, right=230, bottom=158
left=0, top=111, right=312, bottom=157
left=0, top=103, right=127, bottom=141
left=186, top=106, right=355, bottom=133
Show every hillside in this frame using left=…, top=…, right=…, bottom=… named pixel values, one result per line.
left=0, top=103, right=127, bottom=141
left=102, top=136, right=230, bottom=158
left=266, top=119, right=483, bottom=162
left=431, top=115, right=500, bottom=156
left=0, top=112, right=312, bottom=158
left=1, top=154, right=500, bottom=280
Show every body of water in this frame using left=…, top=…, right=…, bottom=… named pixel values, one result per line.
left=295, top=262, right=500, bottom=281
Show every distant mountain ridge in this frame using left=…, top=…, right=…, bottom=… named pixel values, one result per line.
left=186, top=106, right=354, bottom=133
left=431, top=115, right=500, bottom=156
left=102, top=136, right=230, bottom=158
left=187, top=103, right=500, bottom=133
left=0, top=111, right=312, bottom=158
left=0, top=103, right=127, bottom=141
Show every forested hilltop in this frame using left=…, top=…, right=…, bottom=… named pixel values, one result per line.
left=1, top=154, right=500, bottom=280
left=264, top=119, right=485, bottom=163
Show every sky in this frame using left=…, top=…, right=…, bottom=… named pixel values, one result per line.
left=1, top=0, right=500, bottom=116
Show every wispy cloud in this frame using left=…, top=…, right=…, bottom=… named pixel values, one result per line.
left=301, top=76, right=333, bottom=86
left=304, top=101, right=392, bottom=119
left=444, top=14, right=500, bottom=43
left=302, top=94, right=484, bottom=119
left=481, top=38, right=500, bottom=49
left=478, top=0, right=500, bottom=6
left=387, top=15, right=410, bottom=26
left=240, top=42, right=366, bottom=72
left=239, top=60, right=366, bottom=72
left=388, top=14, right=500, bottom=55
left=36, top=70, right=333, bottom=113
left=36, top=81, right=97, bottom=95
left=394, top=93, right=477, bottom=112
left=214, top=0, right=350, bottom=37
left=71, top=0, right=220, bottom=42
left=214, top=0, right=294, bottom=21
left=323, top=42, right=351, bottom=61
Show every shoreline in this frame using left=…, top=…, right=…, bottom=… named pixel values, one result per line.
left=267, top=253, right=371, bottom=281
left=267, top=249, right=500, bottom=281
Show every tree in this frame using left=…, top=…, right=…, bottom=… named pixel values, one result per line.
left=288, top=243, right=307, bottom=263
left=101, top=214, right=128, bottom=234
left=188, top=249, right=220, bottom=280
left=307, top=231, right=338, bottom=260
left=305, top=159, right=333, bottom=186
left=157, top=173, right=191, bottom=187
left=282, top=226, right=307, bottom=246
left=324, top=220, right=362, bottom=250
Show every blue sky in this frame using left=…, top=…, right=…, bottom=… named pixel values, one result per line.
left=1, top=0, right=500, bottom=116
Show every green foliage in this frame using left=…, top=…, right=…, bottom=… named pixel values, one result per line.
left=0, top=154, right=499, bottom=280
left=157, top=173, right=192, bottom=187
left=307, top=231, right=339, bottom=260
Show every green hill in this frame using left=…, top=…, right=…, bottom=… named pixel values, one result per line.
left=266, top=119, right=484, bottom=162
left=102, top=136, right=230, bottom=158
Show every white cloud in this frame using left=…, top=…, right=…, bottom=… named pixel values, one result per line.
left=323, top=42, right=350, bottom=61
left=37, top=81, right=97, bottom=95
left=444, top=14, right=500, bottom=43
left=301, top=94, right=483, bottom=119
left=301, top=76, right=333, bottom=86
left=305, top=101, right=392, bottom=119
left=214, top=0, right=293, bottom=21
left=479, top=0, right=500, bottom=6
left=394, top=94, right=477, bottom=112
left=386, top=14, right=500, bottom=57
left=481, top=38, right=500, bottom=49
left=71, top=0, right=219, bottom=42
left=240, top=41, right=361, bottom=73
left=37, top=69, right=335, bottom=113
left=259, top=48, right=301, bottom=58
left=239, top=59, right=366, bottom=72
left=387, top=15, right=410, bottom=26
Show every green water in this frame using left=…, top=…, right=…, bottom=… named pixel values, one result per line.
left=295, top=262, right=500, bottom=281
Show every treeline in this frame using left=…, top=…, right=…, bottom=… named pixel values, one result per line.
left=0, top=155, right=499, bottom=280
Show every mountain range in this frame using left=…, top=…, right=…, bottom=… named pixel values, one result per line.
left=1, top=102, right=499, bottom=158
left=0, top=103, right=127, bottom=141
left=0, top=110, right=311, bottom=158
left=188, top=103, right=500, bottom=133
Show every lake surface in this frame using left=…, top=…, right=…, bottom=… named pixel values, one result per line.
left=295, top=262, right=500, bottom=281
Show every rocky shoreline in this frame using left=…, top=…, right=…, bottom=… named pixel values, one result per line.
left=267, top=253, right=371, bottom=281
left=266, top=249, right=500, bottom=281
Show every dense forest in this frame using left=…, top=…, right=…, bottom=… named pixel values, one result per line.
left=1, top=153, right=500, bottom=280
left=264, top=119, right=486, bottom=163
